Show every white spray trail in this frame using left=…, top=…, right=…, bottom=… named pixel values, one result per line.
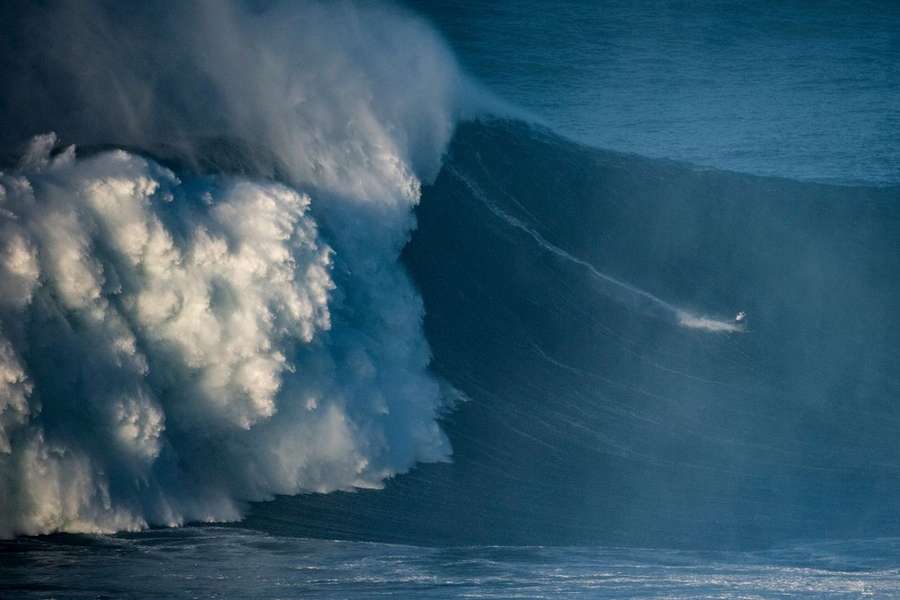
left=447, top=166, right=743, bottom=334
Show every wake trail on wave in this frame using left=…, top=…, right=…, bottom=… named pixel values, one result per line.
left=447, top=166, right=744, bottom=334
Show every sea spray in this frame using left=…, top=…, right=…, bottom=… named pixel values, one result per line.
left=0, top=0, right=482, bottom=538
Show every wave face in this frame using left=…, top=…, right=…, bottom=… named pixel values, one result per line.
left=0, top=1, right=478, bottom=538
left=247, top=119, right=900, bottom=548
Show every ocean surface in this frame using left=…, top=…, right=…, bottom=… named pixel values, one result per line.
left=4, top=527, right=900, bottom=598
left=1, top=1, right=900, bottom=598
left=413, top=0, right=900, bottom=185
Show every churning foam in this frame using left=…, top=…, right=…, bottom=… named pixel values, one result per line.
left=0, top=0, right=482, bottom=538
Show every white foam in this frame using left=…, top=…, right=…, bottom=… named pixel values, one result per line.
left=677, top=311, right=745, bottom=333
left=0, top=0, right=475, bottom=538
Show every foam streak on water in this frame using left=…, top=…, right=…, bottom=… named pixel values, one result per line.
left=2, top=528, right=899, bottom=599
left=448, top=166, right=742, bottom=334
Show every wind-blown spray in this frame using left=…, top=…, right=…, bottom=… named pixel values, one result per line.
left=0, top=0, right=484, bottom=538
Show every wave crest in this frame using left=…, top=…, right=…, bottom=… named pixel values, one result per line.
left=0, top=0, right=475, bottom=538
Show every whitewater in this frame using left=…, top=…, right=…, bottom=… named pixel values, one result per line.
left=2, top=1, right=900, bottom=598
left=0, top=0, right=481, bottom=538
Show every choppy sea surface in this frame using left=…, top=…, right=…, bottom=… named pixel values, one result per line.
left=3, top=527, right=900, bottom=599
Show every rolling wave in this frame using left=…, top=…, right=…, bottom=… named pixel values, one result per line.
left=247, top=120, right=900, bottom=548
left=0, top=0, right=484, bottom=538
left=1, top=1, right=898, bottom=551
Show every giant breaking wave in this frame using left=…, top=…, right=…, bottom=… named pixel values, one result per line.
left=0, top=0, right=480, bottom=537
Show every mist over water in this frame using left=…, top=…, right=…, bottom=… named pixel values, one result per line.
left=0, top=0, right=486, bottom=538
left=2, top=1, right=900, bottom=597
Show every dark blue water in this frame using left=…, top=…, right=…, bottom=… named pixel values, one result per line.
left=4, top=527, right=900, bottom=598
left=2, top=2, right=900, bottom=598
left=413, top=0, right=900, bottom=184
left=247, top=119, right=900, bottom=549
